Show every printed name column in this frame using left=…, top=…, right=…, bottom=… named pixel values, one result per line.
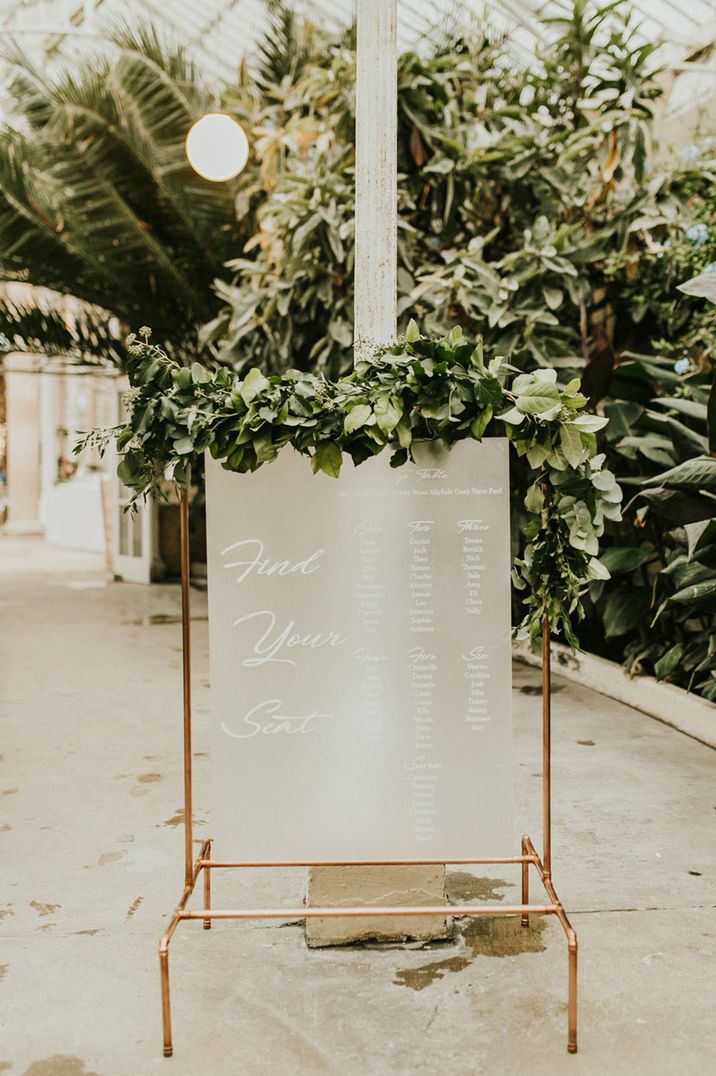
left=460, top=518, right=491, bottom=731
left=408, top=519, right=434, bottom=634
left=407, top=518, right=437, bottom=841
left=354, top=518, right=386, bottom=742
left=408, top=646, right=436, bottom=752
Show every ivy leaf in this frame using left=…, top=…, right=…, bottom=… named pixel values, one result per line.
left=515, top=383, right=561, bottom=415
left=587, top=557, right=610, bottom=580
left=117, top=455, right=139, bottom=485
left=173, top=436, right=195, bottom=456
left=396, top=418, right=412, bottom=448
left=470, top=340, right=485, bottom=371
left=191, top=362, right=210, bottom=384
left=344, top=404, right=373, bottom=433
left=571, top=413, right=609, bottom=432
left=470, top=405, right=493, bottom=440
left=524, top=483, right=545, bottom=513
left=560, top=423, right=585, bottom=468
left=312, top=441, right=343, bottom=478
left=253, top=433, right=277, bottom=464
left=501, top=406, right=525, bottom=425
left=475, top=377, right=503, bottom=408
left=527, top=442, right=549, bottom=468
left=173, top=460, right=191, bottom=484
left=240, top=368, right=270, bottom=405
left=374, top=395, right=403, bottom=433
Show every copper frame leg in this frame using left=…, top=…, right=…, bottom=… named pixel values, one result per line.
left=524, top=835, right=578, bottom=1054
left=568, top=933, right=578, bottom=1054
left=203, top=839, right=212, bottom=930
left=159, top=948, right=171, bottom=1057
left=159, top=837, right=211, bottom=1057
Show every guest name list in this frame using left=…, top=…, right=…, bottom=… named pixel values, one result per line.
left=206, top=439, right=514, bottom=861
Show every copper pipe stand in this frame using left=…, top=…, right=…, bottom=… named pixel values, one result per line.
left=159, top=489, right=579, bottom=1058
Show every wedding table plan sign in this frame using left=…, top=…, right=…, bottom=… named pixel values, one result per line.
left=206, top=439, right=514, bottom=862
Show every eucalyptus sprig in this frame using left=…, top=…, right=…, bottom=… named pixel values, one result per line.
left=82, top=323, right=621, bottom=646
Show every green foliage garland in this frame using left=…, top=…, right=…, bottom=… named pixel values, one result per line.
left=86, top=325, right=622, bottom=647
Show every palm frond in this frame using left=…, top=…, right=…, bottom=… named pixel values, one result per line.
left=0, top=129, right=100, bottom=298
left=0, top=283, right=124, bottom=363
left=0, top=26, right=245, bottom=360
left=254, top=1, right=319, bottom=92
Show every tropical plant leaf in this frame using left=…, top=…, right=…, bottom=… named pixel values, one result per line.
left=600, top=546, right=652, bottom=574
left=603, top=587, right=652, bottom=638
left=668, top=580, right=716, bottom=607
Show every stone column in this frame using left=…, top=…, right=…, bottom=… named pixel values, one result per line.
left=2, top=352, right=44, bottom=535
left=306, top=0, right=446, bottom=947
left=39, top=363, right=60, bottom=528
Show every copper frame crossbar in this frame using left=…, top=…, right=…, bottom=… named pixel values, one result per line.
left=159, top=490, right=578, bottom=1057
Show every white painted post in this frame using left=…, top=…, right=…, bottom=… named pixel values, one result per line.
left=306, top=0, right=447, bottom=946
left=353, top=0, right=397, bottom=358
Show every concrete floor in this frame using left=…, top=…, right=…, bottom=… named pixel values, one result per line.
left=1, top=536, right=714, bottom=1076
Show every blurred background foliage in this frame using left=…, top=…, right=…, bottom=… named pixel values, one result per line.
left=0, top=0, right=714, bottom=698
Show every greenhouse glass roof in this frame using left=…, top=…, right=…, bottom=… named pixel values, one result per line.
left=0, top=0, right=714, bottom=119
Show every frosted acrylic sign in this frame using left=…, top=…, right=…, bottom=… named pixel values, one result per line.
left=206, top=439, right=514, bottom=860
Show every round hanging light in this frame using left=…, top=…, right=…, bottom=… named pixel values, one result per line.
left=185, top=112, right=249, bottom=182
